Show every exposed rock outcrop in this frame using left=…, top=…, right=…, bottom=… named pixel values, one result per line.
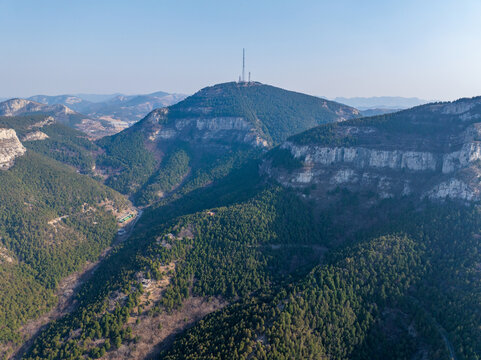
left=145, top=108, right=270, bottom=148
left=22, top=131, right=49, bottom=141
left=0, top=128, right=26, bottom=169
left=27, top=116, right=55, bottom=129
left=265, top=97, right=481, bottom=202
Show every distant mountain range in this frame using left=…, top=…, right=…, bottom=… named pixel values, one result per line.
left=0, top=98, right=87, bottom=126
left=334, top=96, right=430, bottom=110
left=0, top=98, right=115, bottom=138
left=0, top=93, right=433, bottom=138
left=71, top=93, right=124, bottom=103
left=0, top=91, right=187, bottom=137
left=27, top=91, right=187, bottom=126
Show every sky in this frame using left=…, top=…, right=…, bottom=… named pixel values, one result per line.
left=1, top=0, right=481, bottom=101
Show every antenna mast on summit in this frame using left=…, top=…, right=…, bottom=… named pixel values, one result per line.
left=242, top=48, right=245, bottom=82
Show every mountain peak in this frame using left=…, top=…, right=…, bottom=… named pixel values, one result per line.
left=148, top=81, right=361, bottom=145
left=97, top=82, right=360, bottom=199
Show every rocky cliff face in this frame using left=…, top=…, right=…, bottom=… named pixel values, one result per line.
left=0, top=128, right=26, bottom=169
left=144, top=108, right=269, bottom=148
left=265, top=97, right=481, bottom=202
left=97, top=82, right=360, bottom=197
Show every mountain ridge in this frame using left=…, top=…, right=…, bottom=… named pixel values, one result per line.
left=265, top=95, right=481, bottom=202
left=0, top=98, right=117, bottom=138
left=12, top=90, right=481, bottom=360
left=27, top=91, right=187, bottom=129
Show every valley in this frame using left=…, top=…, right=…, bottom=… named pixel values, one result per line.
left=0, top=82, right=479, bottom=360
left=9, top=208, right=143, bottom=360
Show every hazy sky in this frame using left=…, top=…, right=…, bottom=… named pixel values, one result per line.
left=1, top=0, right=481, bottom=100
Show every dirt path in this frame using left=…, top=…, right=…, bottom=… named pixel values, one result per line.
left=9, top=210, right=143, bottom=360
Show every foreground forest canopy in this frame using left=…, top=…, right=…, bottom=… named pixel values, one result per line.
left=0, top=86, right=480, bottom=360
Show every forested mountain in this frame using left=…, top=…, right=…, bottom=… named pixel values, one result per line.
left=0, top=114, right=100, bottom=172
left=162, top=201, right=480, bottom=360
left=22, top=164, right=481, bottom=360
left=96, top=82, right=359, bottom=203
left=19, top=94, right=481, bottom=360
left=2, top=89, right=480, bottom=360
left=0, top=115, right=130, bottom=358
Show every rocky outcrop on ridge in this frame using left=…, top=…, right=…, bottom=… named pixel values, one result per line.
left=0, top=128, right=26, bottom=169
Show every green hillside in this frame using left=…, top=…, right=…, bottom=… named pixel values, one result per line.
left=20, top=162, right=481, bottom=360
left=160, top=198, right=480, bottom=360
left=6, top=95, right=481, bottom=360
left=0, top=149, right=127, bottom=350
left=289, top=97, right=481, bottom=150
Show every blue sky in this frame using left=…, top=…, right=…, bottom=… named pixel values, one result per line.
left=1, top=0, right=480, bottom=100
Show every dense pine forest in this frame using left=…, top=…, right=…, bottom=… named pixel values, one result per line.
left=20, top=172, right=481, bottom=360
left=1, top=89, right=480, bottom=360
left=0, top=152, right=126, bottom=347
